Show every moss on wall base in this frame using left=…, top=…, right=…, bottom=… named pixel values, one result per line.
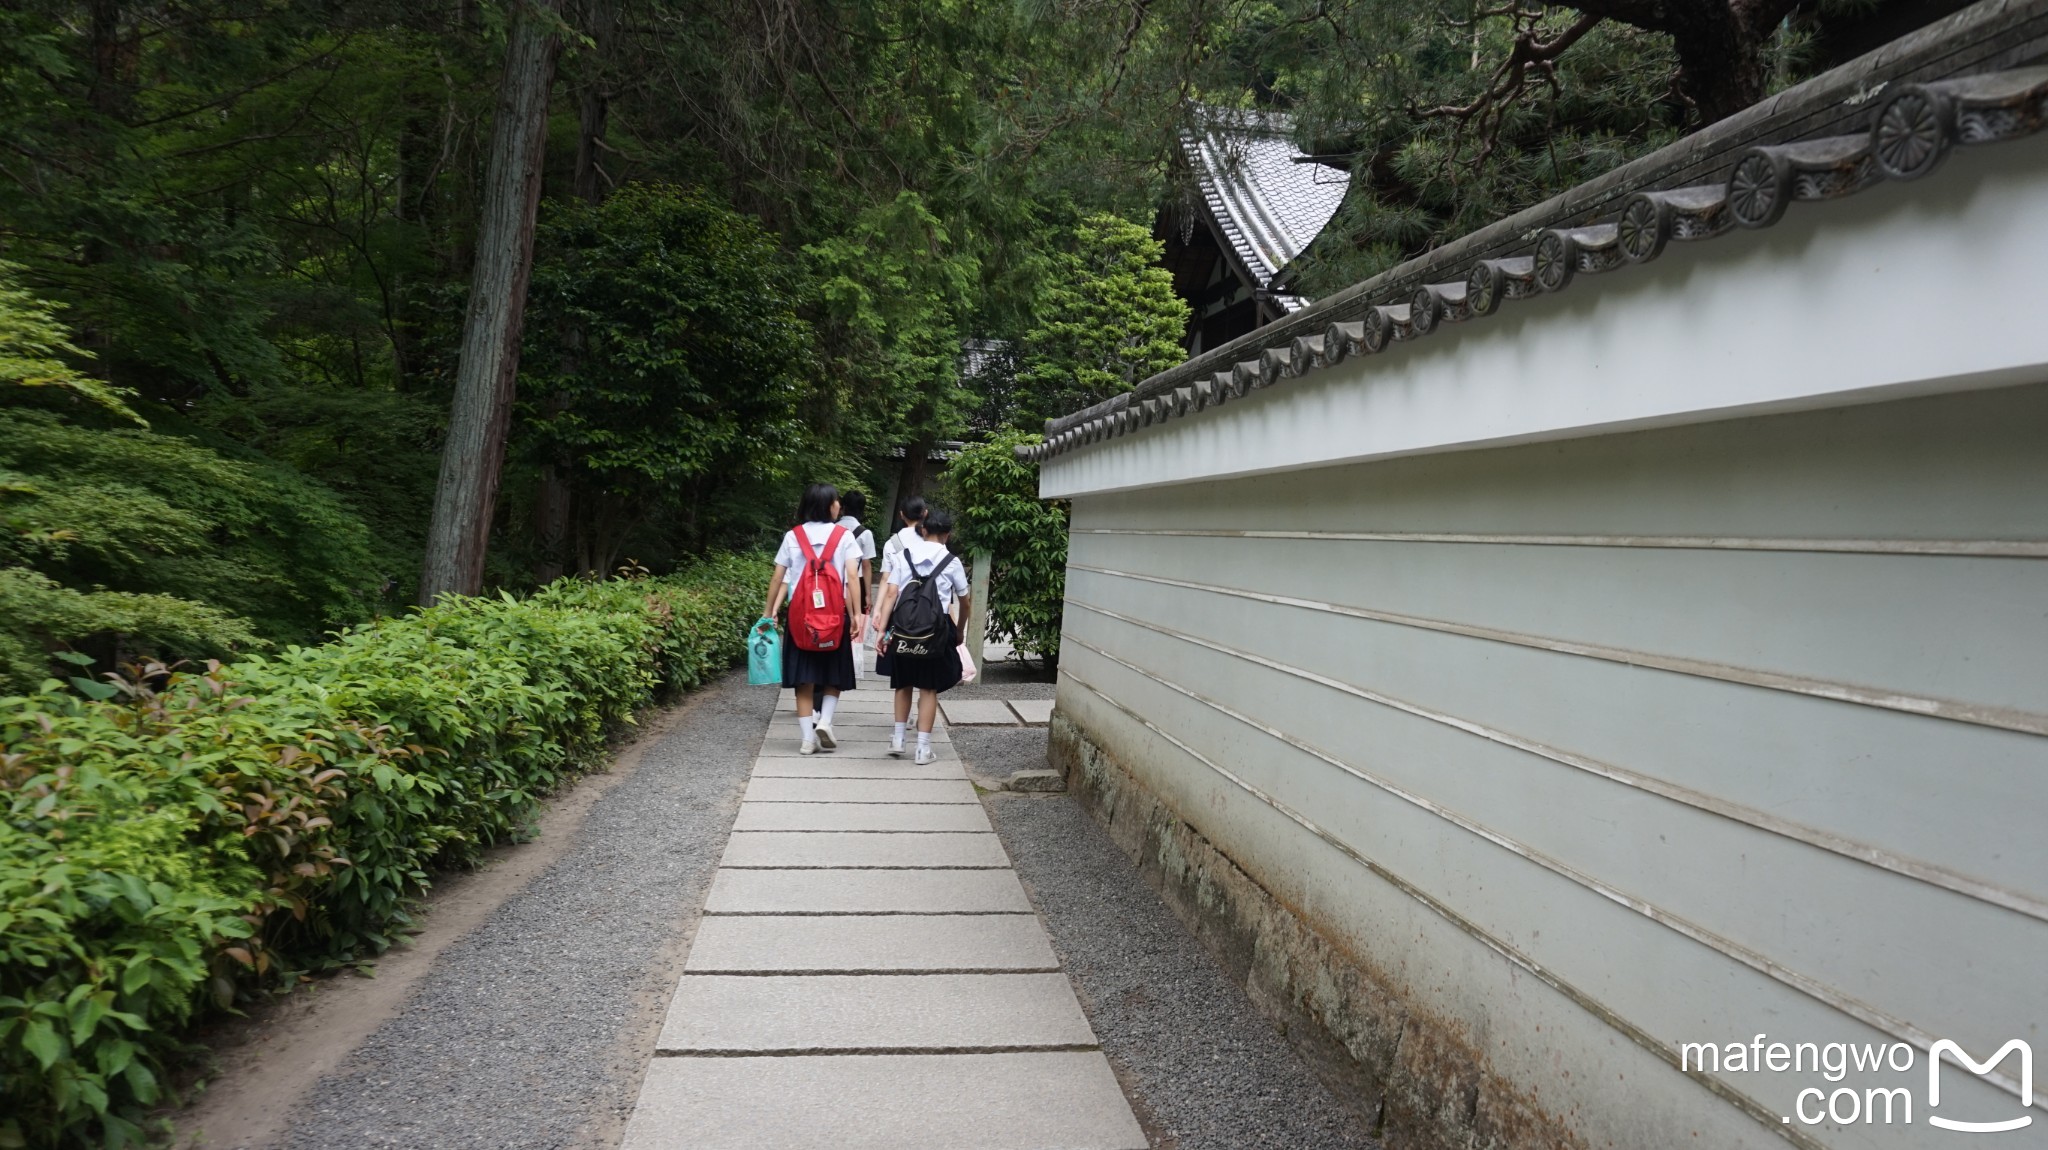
left=1048, top=710, right=1587, bottom=1150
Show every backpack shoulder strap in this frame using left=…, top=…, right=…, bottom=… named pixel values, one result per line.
left=799, top=525, right=847, bottom=571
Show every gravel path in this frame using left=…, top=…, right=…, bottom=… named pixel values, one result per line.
left=278, top=673, right=773, bottom=1150
left=969, top=732, right=1380, bottom=1150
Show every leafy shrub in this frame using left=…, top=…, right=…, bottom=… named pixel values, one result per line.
left=0, top=569, right=262, bottom=695
left=948, top=432, right=1068, bottom=666
left=0, top=409, right=384, bottom=668
left=1, top=264, right=382, bottom=694
left=0, top=556, right=761, bottom=1148
left=0, top=260, right=139, bottom=424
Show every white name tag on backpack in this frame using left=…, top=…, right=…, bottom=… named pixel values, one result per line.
left=812, top=589, right=826, bottom=609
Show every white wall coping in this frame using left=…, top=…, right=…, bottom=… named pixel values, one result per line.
left=1040, top=140, right=2048, bottom=500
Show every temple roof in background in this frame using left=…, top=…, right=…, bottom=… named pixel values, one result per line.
left=1182, top=110, right=1349, bottom=313
left=1028, top=0, right=2048, bottom=458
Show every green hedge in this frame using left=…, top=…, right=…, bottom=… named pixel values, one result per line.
left=0, top=555, right=761, bottom=1148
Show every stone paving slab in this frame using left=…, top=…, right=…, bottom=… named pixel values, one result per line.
left=843, top=714, right=949, bottom=731
left=719, top=831, right=1009, bottom=869
left=743, top=777, right=979, bottom=805
left=683, top=914, right=1056, bottom=972
left=776, top=694, right=898, bottom=713
left=794, top=711, right=919, bottom=727
left=939, top=699, right=1020, bottom=726
left=757, top=737, right=951, bottom=759
left=624, top=1052, right=1147, bottom=1150
left=751, top=757, right=965, bottom=780
left=764, top=715, right=950, bottom=733
left=654, top=973, right=1096, bottom=1053
left=1008, top=699, right=1055, bottom=726
left=732, top=802, right=991, bottom=833
left=704, top=868, right=1032, bottom=914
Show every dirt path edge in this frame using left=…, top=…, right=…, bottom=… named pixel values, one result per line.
left=172, top=703, right=694, bottom=1150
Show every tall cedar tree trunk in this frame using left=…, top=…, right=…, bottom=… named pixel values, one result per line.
left=534, top=0, right=615, bottom=584
left=894, top=437, right=934, bottom=519
left=420, top=0, right=563, bottom=604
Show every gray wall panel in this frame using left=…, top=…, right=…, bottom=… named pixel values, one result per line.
left=1062, top=603, right=2044, bottom=1055
left=1069, top=531, right=2048, bottom=717
left=1063, top=566, right=2043, bottom=903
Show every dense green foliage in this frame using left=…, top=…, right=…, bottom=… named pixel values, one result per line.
left=0, top=410, right=382, bottom=664
left=804, top=193, right=981, bottom=474
left=0, top=266, right=382, bottom=691
left=0, top=555, right=759, bottom=1148
left=520, top=185, right=812, bottom=572
left=949, top=432, right=1068, bottom=666
left=1010, top=215, right=1190, bottom=431
left=0, top=264, right=138, bottom=425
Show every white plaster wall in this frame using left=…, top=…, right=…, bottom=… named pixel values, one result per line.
left=1041, top=136, right=2048, bottom=1147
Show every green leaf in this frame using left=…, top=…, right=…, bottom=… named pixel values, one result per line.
left=69, top=676, right=118, bottom=699
left=21, top=1018, right=63, bottom=1070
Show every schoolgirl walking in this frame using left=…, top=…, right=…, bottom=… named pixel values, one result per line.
left=874, top=508, right=969, bottom=764
left=871, top=495, right=928, bottom=680
left=762, top=483, right=862, bottom=754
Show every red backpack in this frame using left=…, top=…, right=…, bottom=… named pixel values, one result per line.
left=788, top=525, right=850, bottom=652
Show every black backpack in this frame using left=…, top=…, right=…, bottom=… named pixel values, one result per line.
left=888, top=549, right=956, bottom=660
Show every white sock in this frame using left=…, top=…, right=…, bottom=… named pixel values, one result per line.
left=818, top=694, right=837, bottom=724
left=916, top=730, right=932, bottom=751
left=893, top=722, right=907, bottom=743
left=799, top=715, right=816, bottom=740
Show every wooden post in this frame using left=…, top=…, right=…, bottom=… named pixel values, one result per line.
left=967, top=549, right=992, bottom=676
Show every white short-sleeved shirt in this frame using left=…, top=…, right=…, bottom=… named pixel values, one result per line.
left=890, top=539, right=968, bottom=610
left=775, top=522, right=862, bottom=576
left=839, top=516, right=877, bottom=562
left=880, top=525, right=921, bottom=580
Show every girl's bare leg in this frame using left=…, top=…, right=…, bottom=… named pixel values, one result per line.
left=917, top=688, right=939, bottom=733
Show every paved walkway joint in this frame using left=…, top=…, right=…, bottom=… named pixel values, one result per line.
left=621, top=686, right=1147, bottom=1150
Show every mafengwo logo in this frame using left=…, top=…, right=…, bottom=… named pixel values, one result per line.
left=1929, top=1040, right=2032, bottom=1134
left=1679, top=1036, right=2035, bottom=1132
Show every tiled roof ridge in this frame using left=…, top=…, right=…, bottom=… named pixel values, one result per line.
left=1181, top=106, right=1349, bottom=304
left=1032, top=0, right=2048, bottom=454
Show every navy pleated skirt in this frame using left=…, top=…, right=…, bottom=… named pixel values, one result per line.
left=781, top=613, right=857, bottom=691
left=887, top=619, right=962, bottom=693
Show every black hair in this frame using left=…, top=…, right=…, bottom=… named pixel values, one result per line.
left=841, top=490, right=867, bottom=521
left=919, top=508, right=956, bottom=538
left=795, top=483, right=840, bottom=524
left=899, top=495, right=929, bottom=526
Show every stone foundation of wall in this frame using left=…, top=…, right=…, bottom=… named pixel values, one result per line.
left=1048, top=711, right=1586, bottom=1150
